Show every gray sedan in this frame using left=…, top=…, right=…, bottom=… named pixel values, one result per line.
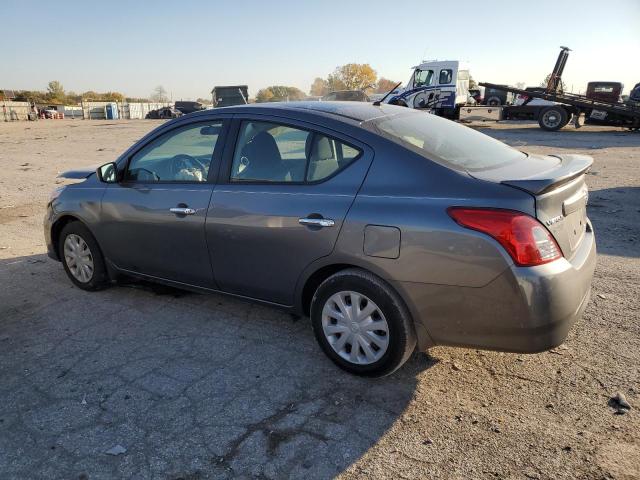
left=44, top=102, right=596, bottom=376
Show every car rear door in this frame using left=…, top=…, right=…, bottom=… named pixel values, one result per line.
left=97, top=118, right=229, bottom=288
left=206, top=115, right=373, bottom=305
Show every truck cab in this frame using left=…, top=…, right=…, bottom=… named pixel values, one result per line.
left=386, top=60, right=470, bottom=117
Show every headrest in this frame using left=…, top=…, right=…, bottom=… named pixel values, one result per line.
left=305, top=134, right=334, bottom=161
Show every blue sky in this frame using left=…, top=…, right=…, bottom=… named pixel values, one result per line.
left=3, top=0, right=639, bottom=99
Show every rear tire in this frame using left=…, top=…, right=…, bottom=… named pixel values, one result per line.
left=310, top=268, right=416, bottom=377
left=486, top=96, right=502, bottom=106
left=538, top=106, right=568, bottom=131
left=59, top=221, right=109, bottom=291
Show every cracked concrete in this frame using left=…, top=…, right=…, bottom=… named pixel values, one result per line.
left=1, top=120, right=639, bottom=479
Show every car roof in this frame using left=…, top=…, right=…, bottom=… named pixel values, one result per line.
left=187, top=101, right=396, bottom=123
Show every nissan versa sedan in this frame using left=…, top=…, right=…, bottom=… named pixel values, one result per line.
left=44, top=102, right=596, bottom=376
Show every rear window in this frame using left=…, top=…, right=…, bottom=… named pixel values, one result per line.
left=368, top=110, right=526, bottom=171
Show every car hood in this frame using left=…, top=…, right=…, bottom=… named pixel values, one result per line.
left=58, top=167, right=97, bottom=179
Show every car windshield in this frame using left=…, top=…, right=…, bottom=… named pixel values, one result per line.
left=367, top=110, right=526, bottom=171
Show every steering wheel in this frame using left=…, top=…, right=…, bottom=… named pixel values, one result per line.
left=170, top=154, right=207, bottom=178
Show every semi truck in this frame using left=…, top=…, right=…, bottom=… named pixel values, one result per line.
left=385, top=47, right=640, bottom=131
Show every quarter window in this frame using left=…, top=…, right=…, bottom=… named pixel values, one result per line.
left=230, top=121, right=361, bottom=183
left=439, top=69, right=453, bottom=84
left=126, top=122, right=222, bottom=182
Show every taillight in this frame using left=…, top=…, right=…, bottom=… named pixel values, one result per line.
left=447, top=207, right=562, bottom=267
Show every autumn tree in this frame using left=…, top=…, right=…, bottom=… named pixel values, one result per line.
left=328, top=63, right=377, bottom=92
left=255, top=86, right=306, bottom=103
left=375, top=78, right=400, bottom=93
left=47, top=80, right=65, bottom=103
left=309, top=77, right=329, bottom=96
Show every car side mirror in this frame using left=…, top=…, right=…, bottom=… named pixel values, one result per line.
left=97, top=162, right=118, bottom=183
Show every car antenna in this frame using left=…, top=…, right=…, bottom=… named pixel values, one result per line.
left=373, top=82, right=402, bottom=106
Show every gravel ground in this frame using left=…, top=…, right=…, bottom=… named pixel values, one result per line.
left=0, top=119, right=638, bottom=480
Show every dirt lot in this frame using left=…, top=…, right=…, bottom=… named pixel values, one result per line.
left=0, top=119, right=638, bottom=480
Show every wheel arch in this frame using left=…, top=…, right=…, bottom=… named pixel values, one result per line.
left=297, top=259, right=436, bottom=351
left=51, top=214, right=95, bottom=260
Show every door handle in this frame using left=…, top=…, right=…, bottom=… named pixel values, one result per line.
left=170, top=207, right=196, bottom=215
left=299, top=217, right=335, bottom=227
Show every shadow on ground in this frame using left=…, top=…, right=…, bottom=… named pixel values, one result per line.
left=0, top=254, right=434, bottom=479
left=588, top=186, right=640, bottom=258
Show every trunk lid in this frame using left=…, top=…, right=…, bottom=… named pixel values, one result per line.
left=469, top=153, right=593, bottom=259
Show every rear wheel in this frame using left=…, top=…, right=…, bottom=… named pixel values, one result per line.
left=486, top=96, right=502, bottom=106
left=310, top=268, right=416, bottom=377
left=59, top=221, right=109, bottom=291
left=538, top=106, right=568, bottom=131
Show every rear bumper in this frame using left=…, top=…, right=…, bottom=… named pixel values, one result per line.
left=398, top=221, right=597, bottom=353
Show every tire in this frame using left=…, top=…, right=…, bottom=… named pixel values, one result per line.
left=58, top=221, right=109, bottom=291
left=486, top=96, right=502, bottom=106
left=538, top=106, right=568, bottom=131
left=310, top=268, right=416, bottom=377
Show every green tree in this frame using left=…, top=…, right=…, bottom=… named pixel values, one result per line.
left=47, top=80, right=65, bottom=103
left=255, top=86, right=305, bottom=103
left=309, top=77, right=329, bottom=96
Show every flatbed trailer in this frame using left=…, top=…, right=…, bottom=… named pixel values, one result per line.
left=477, top=47, right=640, bottom=131
left=478, top=81, right=640, bottom=131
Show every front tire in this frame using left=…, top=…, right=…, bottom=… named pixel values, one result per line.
left=59, top=221, right=109, bottom=291
left=310, top=268, right=416, bottom=377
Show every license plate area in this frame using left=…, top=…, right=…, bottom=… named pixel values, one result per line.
left=566, top=206, right=587, bottom=251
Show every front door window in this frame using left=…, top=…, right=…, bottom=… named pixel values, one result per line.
left=414, top=69, right=434, bottom=88
left=126, top=122, right=222, bottom=182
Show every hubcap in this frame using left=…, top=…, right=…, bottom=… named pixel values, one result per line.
left=63, top=234, right=94, bottom=283
left=321, top=291, right=390, bottom=365
left=543, top=110, right=561, bottom=127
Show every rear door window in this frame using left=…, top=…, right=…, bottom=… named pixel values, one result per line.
left=230, top=120, right=362, bottom=183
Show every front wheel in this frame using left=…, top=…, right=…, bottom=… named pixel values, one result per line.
left=59, top=221, right=109, bottom=291
left=538, top=106, right=568, bottom=131
left=310, top=268, right=416, bottom=377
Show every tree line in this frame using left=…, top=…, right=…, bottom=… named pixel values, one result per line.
left=12, top=64, right=399, bottom=106
left=256, top=63, right=399, bottom=102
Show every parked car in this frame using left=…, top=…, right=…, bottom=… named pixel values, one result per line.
left=321, top=90, right=370, bottom=102
left=145, top=107, right=182, bottom=119
left=45, top=102, right=596, bottom=376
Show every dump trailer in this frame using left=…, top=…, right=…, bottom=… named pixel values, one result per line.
left=211, top=85, right=249, bottom=107
left=478, top=47, right=640, bottom=131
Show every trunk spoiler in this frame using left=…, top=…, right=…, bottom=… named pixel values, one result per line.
left=500, top=154, right=593, bottom=195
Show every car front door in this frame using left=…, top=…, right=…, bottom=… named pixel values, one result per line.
left=97, top=119, right=228, bottom=288
left=206, top=117, right=373, bottom=305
